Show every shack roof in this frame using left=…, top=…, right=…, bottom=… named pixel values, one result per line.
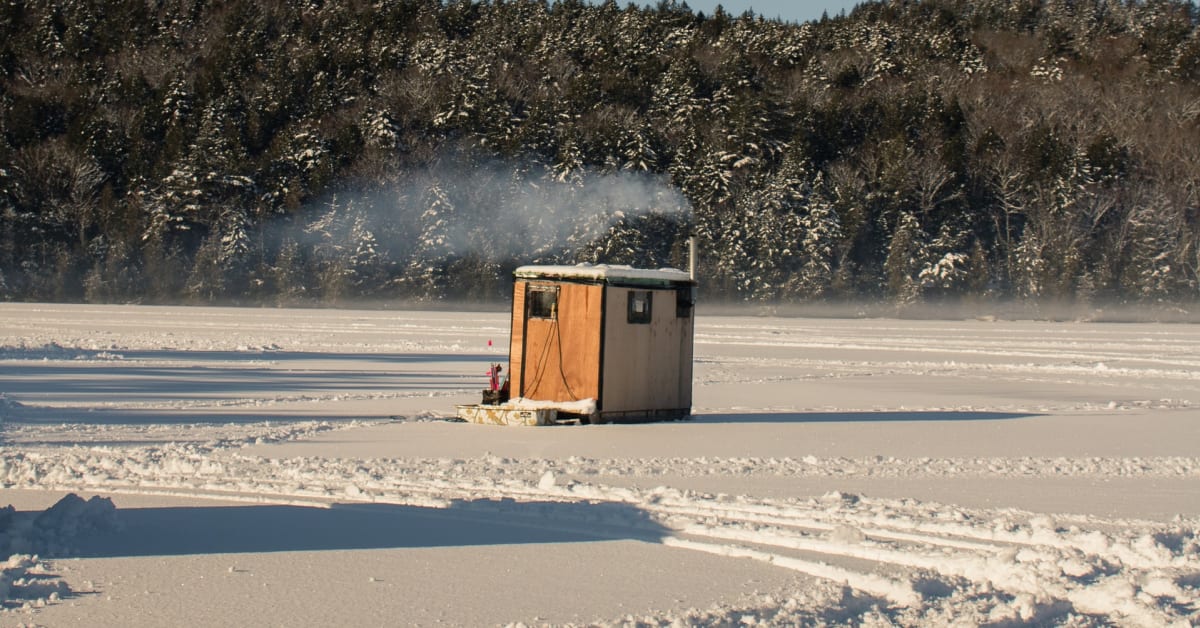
left=514, top=264, right=694, bottom=287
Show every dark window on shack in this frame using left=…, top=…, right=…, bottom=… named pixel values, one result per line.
left=527, top=285, right=558, bottom=319
left=627, top=290, right=652, bottom=324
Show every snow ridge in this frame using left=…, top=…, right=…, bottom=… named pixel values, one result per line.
left=2, top=439, right=1197, bottom=626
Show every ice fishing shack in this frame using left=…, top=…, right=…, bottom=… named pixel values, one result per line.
left=458, top=259, right=697, bottom=426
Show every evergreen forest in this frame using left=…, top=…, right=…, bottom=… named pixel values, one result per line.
left=1, top=0, right=1199, bottom=308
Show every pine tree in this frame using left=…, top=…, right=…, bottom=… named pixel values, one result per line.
left=345, top=214, right=384, bottom=298
left=403, top=181, right=458, bottom=300
left=884, top=211, right=928, bottom=304
left=272, top=237, right=307, bottom=306
left=1122, top=199, right=1183, bottom=302
left=790, top=175, right=842, bottom=300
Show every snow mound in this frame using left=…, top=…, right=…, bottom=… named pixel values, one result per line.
left=0, top=494, right=120, bottom=611
left=0, top=554, right=69, bottom=614
left=0, top=494, right=119, bottom=558
left=0, top=342, right=123, bottom=361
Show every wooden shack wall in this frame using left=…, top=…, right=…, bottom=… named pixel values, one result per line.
left=600, top=286, right=693, bottom=415
left=511, top=280, right=603, bottom=402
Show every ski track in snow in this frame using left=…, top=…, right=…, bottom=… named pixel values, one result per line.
left=0, top=304, right=1199, bottom=625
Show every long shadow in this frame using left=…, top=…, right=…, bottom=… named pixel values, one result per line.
left=0, top=347, right=496, bottom=421
left=0, top=347, right=496, bottom=364
left=113, top=349, right=498, bottom=364
left=692, top=410, right=1038, bottom=424
left=4, top=407, right=401, bottom=426
left=64, top=499, right=666, bottom=558
left=0, top=347, right=495, bottom=398
left=0, top=365, right=471, bottom=395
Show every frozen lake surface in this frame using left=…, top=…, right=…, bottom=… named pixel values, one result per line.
left=1, top=303, right=1197, bottom=625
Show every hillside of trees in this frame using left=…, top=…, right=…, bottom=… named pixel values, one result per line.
left=1, top=0, right=1198, bottom=308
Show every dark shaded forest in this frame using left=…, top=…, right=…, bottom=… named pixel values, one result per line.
left=1, top=0, right=1198, bottom=308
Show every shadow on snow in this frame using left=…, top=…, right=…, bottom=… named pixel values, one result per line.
left=0, top=348, right=495, bottom=425
left=0, top=347, right=495, bottom=364
left=692, top=411, right=1037, bottom=424
left=64, top=498, right=666, bottom=558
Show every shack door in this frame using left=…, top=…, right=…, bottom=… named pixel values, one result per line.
left=511, top=281, right=603, bottom=402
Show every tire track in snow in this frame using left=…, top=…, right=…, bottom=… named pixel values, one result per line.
left=3, top=442, right=1197, bottom=627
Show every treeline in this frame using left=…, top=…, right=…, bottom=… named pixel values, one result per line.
left=1, top=0, right=1198, bottom=307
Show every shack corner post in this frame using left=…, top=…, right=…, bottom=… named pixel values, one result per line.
left=457, top=241, right=699, bottom=426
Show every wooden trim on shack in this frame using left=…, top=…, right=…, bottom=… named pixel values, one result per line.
left=508, top=281, right=526, bottom=397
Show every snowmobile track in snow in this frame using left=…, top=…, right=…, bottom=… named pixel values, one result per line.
left=4, top=440, right=1197, bottom=626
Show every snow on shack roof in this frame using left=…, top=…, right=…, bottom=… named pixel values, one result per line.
left=514, top=264, right=693, bottom=286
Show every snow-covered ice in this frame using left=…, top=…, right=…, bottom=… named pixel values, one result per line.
left=0, top=303, right=1197, bottom=625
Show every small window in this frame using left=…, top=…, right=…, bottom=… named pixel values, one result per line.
left=627, top=290, right=652, bottom=324
left=528, top=285, right=558, bottom=319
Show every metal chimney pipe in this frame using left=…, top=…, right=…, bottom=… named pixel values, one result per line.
left=688, top=235, right=698, bottom=281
